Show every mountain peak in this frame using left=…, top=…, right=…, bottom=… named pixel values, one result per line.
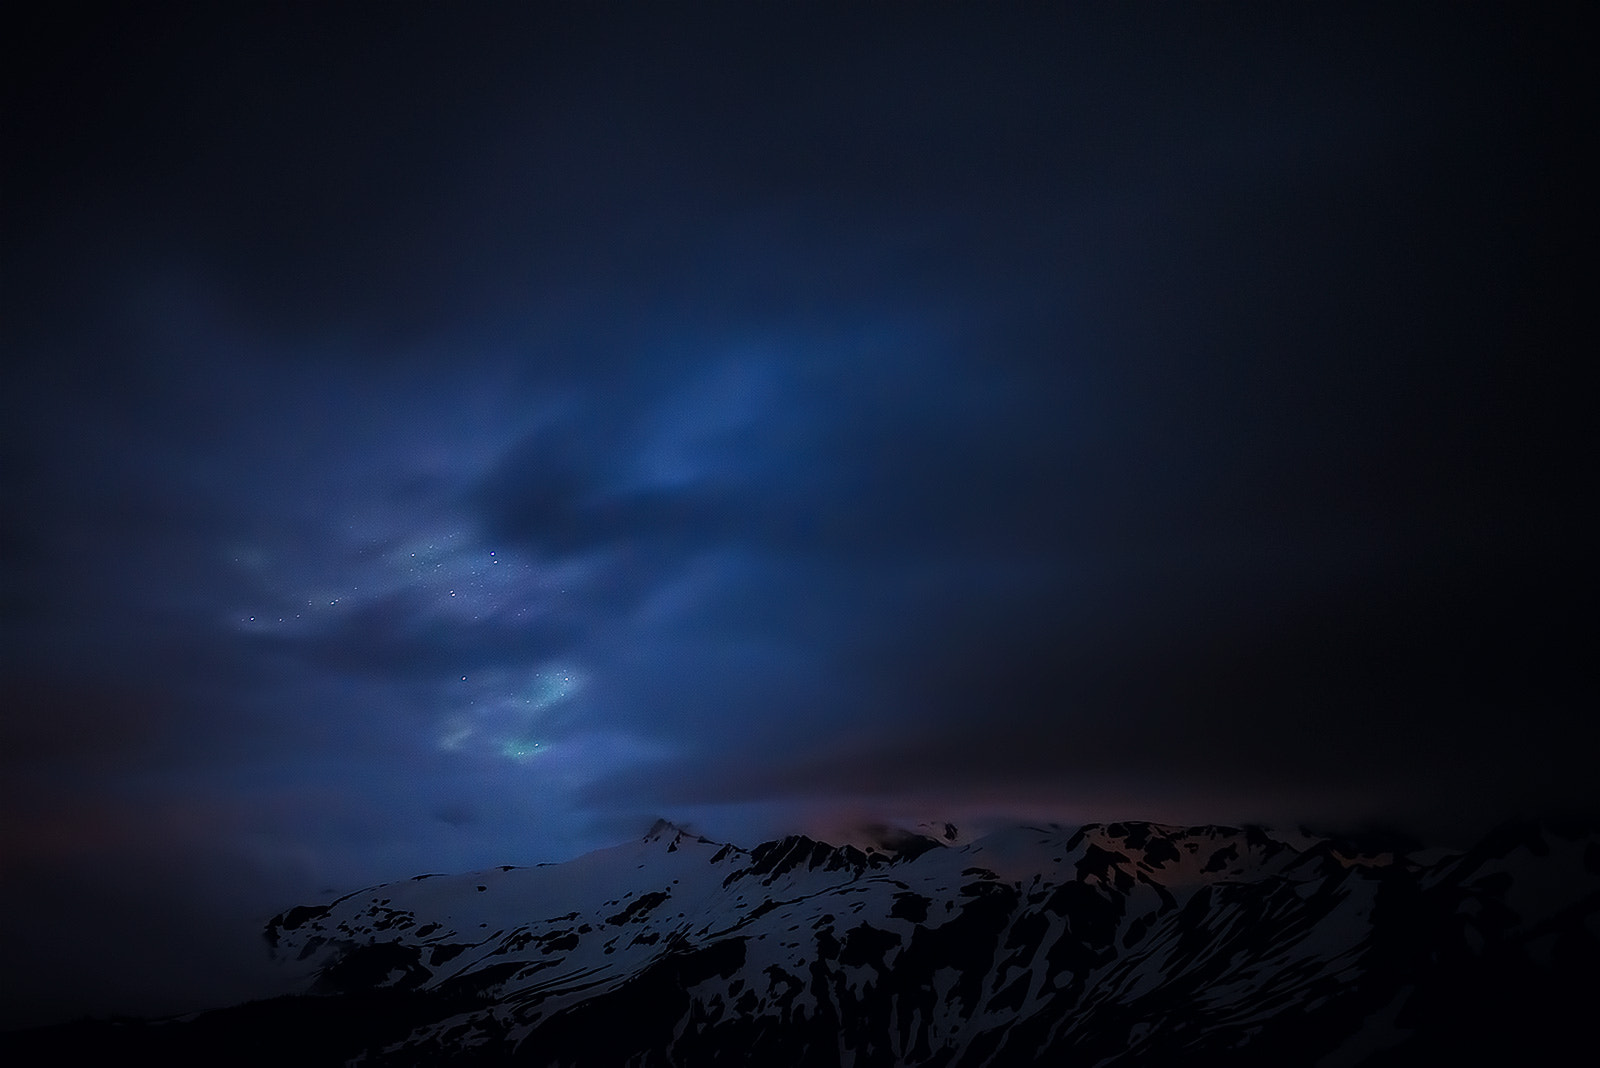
left=642, top=817, right=684, bottom=840
left=641, top=817, right=720, bottom=853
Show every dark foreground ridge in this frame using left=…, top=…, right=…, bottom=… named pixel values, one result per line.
left=6, top=819, right=1598, bottom=1066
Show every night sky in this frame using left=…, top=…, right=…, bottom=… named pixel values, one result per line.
left=2, top=3, right=1592, bottom=1026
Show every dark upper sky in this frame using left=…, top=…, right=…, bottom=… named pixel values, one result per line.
left=2, top=3, right=1592, bottom=1025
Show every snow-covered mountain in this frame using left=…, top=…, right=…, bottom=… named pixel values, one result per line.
left=8, top=819, right=1598, bottom=1065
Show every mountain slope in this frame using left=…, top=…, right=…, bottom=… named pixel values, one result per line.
left=7, top=820, right=1597, bottom=1066
left=261, top=819, right=1598, bottom=1065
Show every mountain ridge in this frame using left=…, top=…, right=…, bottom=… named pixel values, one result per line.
left=5, top=818, right=1596, bottom=1066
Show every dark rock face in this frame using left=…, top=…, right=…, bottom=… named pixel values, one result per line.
left=7, top=821, right=1597, bottom=1066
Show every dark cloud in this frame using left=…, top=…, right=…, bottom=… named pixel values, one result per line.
left=2, top=1, right=1591, bottom=1027
left=275, top=593, right=583, bottom=680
